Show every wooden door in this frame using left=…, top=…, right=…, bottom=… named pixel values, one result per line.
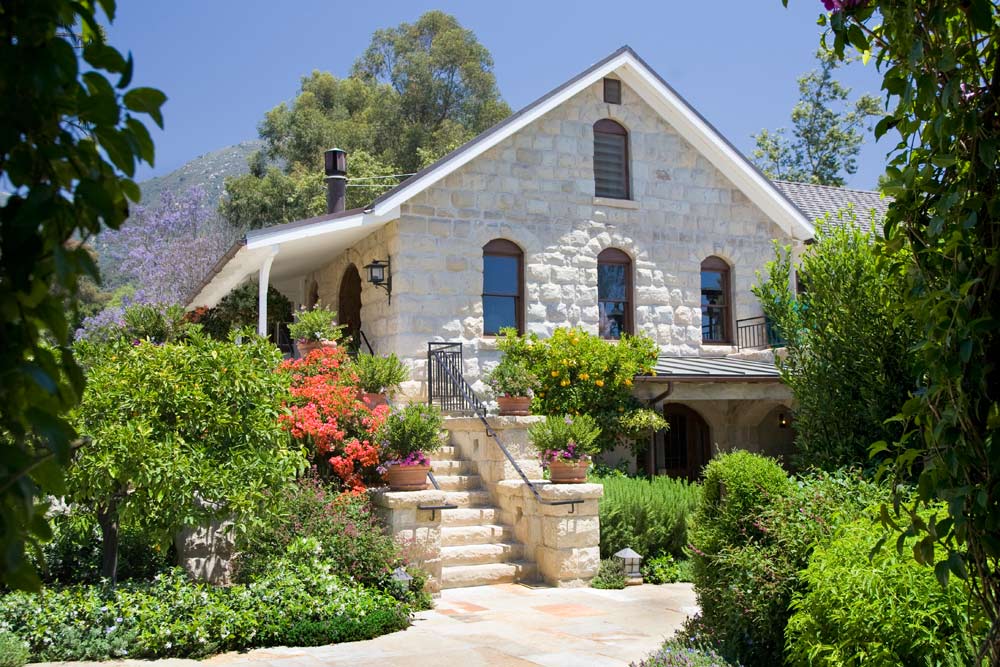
left=338, top=265, right=362, bottom=344
left=653, top=404, right=711, bottom=481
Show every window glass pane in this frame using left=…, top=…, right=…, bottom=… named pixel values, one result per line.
left=598, top=263, right=626, bottom=300
left=599, top=301, right=626, bottom=339
left=483, top=255, right=518, bottom=295
left=701, top=269, right=724, bottom=293
left=484, top=295, right=516, bottom=335
left=702, top=307, right=725, bottom=341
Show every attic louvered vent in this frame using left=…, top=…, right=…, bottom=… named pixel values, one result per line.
left=603, top=78, right=621, bottom=104
left=593, top=119, right=629, bottom=199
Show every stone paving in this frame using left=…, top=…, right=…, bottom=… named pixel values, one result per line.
left=32, top=583, right=697, bottom=667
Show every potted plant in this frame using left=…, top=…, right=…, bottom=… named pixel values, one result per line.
left=529, top=414, right=601, bottom=483
left=486, top=356, right=537, bottom=416
left=288, top=305, right=343, bottom=356
left=353, top=353, right=409, bottom=408
left=379, top=404, right=444, bottom=491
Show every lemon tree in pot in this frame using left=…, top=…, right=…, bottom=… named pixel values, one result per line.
left=288, top=305, right=343, bottom=356
left=378, top=404, right=444, bottom=491
left=486, top=357, right=537, bottom=416
left=353, top=353, right=408, bottom=408
left=530, top=414, right=601, bottom=484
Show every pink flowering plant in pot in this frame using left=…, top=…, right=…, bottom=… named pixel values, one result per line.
left=377, top=404, right=444, bottom=491
left=529, top=414, right=601, bottom=483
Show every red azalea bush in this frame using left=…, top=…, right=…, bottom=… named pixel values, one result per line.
left=279, top=346, right=389, bottom=491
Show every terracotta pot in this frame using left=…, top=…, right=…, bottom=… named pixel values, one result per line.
left=297, top=339, right=336, bottom=357
left=359, top=391, right=389, bottom=408
left=548, top=458, right=590, bottom=484
left=386, top=463, right=431, bottom=491
left=497, top=395, right=531, bottom=416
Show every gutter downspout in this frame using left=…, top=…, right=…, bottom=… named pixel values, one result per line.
left=258, top=245, right=279, bottom=337
left=641, top=381, right=673, bottom=476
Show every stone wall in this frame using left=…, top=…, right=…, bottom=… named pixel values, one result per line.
left=368, top=488, right=445, bottom=594
left=313, top=77, right=799, bottom=400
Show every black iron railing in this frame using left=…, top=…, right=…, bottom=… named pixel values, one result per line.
left=426, top=343, right=583, bottom=514
left=736, top=316, right=786, bottom=351
left=271, top=322, right=293, bottom=356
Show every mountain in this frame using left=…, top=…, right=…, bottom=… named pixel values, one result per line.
left=138, top=140, right=262, bottom=210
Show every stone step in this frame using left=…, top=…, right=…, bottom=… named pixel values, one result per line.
left=431, top=459, right=474, bottom=476
left=436, top=445, right=458, bottom=459
left=442, top=507, right=499, bottom=526
left=440, top=561, right=538, bottom=589
left=441, top=542, right=523, bottom=567
left=441, top=524, right=512, bottom=547
left=443, top=490, right=492, bottom=507
left=434, top=474, right=482, bottom=491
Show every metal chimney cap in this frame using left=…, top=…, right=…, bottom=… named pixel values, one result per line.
left=324, top=148, right=347, bottom=177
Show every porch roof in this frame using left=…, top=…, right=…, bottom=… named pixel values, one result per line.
left=638, top=356, right=782, bottom=382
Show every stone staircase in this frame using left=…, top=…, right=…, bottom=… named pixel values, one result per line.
left=432, top=444, right=538, bottom=588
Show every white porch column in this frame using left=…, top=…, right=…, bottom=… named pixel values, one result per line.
left=258, top=245, right=280, bottom=337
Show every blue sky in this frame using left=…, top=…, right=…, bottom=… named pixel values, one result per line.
left=110, top=0, right=888, bottom=189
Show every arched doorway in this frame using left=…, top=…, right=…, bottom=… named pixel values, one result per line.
left=338, top=265, right=362, bottom=346
left=650, top=404, right=712, bottom=481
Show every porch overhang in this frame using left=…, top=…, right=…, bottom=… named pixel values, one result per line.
left=186, top=206, right=400, bottom=309
left=636, top=356, right=783, bottom=383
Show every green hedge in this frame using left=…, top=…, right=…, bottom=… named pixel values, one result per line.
left=598, top=475, right=700, bottom=559
left=0, top=559, right=411, bottom=661
left=786, top=513, right=985, bottom=666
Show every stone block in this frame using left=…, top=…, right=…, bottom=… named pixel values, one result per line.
left=536, top=545, right=600, bottom=583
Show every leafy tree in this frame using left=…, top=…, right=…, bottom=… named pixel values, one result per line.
left=70, top=326, right=305, bottom=583
left=220, top=11, right=510, bottom=231
left=753, top=215, right=916, bottom=470
left=0, top=0, right=165, bottom=589
left=751, top=49, right=881, bottom=186
left=791, top=0, right=1000, bottom=659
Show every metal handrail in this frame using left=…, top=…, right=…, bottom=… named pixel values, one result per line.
left=427, top=344, right=584, bottom=513
left=736, top=316, right=785, bottom=351
left=359, top=329, right=374, bottom=355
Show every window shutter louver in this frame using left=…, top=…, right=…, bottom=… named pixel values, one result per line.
left=593, top=120, right=629, bottom=199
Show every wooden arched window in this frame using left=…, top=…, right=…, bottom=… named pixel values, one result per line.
left=483, top=239, right=523, bottom=335
left=598, top=248, right=632, bottom=339
left=593, top=119, right=629, bottom=199
left=701, top=256, right=732, bottom=343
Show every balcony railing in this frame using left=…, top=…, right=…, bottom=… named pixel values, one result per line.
left=736, top=316, right=785, bottom=351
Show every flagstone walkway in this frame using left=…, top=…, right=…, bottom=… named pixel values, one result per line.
left=33, top=583, right=698, bottom=667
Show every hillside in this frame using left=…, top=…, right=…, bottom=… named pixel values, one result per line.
left=138, top=140, right=262, bottom=210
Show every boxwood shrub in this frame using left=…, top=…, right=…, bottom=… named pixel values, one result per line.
left=0, top=557, right=411, bottom=662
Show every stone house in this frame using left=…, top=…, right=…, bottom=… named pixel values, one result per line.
left=189, top=46, right=888, bottom=480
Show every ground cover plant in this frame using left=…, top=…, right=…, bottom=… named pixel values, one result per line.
left=598, top=475, right=700, bottom=561
left=630, top=638, right=735, bottom=667
left=496, top=327, right=665, bottom=450
left=590, top=558, right=628, bottom=590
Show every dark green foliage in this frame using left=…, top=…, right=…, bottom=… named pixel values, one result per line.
left=0, top=631, right=28, bottom=667
left=631, top=638, right=736, bottom=667
left=754, top=222, right=916, bottom=470
left=786, top=512, right=986, bottom=666
left=687, top=453, right=888, bottom=666
left=188, top=282, right=292, bottom=341
left=0, top=0, right=165, bottom=590
left=352, top=352, right=409, bottom=394
left=598, top=475, right=701, bottom=559
left=382, top=404, right=444, bottom=458
left=234, top=473, right=403, bottom=591
left=641, top=554, right=681, bottom=585
left=0, top=562, right=411, bottom=661
left=803, top=1, right=1000, bottom=656
left=590, top=558, right=628, bottom=589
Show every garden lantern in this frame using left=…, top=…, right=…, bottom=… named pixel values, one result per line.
left=391, top=566, right=412, bottom=587
left=364, top=259, right=392, bottom=304
left=614, top=547, right=643, bottom=584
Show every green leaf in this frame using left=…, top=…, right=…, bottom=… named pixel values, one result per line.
left=947, top=551, right=968, bottom=580
left=934, top=560, right=950, bottom=587
left=123, top=87, right=167, bottom=128
left=968, top=0, right=993, bottom=31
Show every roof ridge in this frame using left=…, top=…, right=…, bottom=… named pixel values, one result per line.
left=772, top=179, right=885, bottom=197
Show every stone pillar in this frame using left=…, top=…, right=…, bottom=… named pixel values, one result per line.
left=494, top=479, right=604, bottom=587
left=368, top=488, right=445, bottom=594
left=444, top=415, right=544, bottom=491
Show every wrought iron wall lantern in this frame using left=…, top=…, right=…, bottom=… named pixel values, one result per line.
left=778, top=412, right=790, bottom=429
left=364, top=259, right=392, bottom=304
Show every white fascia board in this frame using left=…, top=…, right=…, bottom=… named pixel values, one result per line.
left=188, top=245, right=263, bottom=308
left=245, top=207, right=399, bottom=249
left=369, top=55, right=632, bottom=217
left=618, top=62, right=815, bottom=241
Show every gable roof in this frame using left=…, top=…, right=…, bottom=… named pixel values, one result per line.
left=773, top=180, right=890, bottom=235
left=364, top=45, right=815, bottom=241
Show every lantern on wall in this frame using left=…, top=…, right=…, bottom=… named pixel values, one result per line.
left=778, top=412, right=790, bottom=429
left=614, top=547, right=643, bottom=585
left=364, top=258, right=392, bottom=304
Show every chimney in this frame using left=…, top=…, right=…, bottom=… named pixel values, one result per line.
left=324, top=148, right=347, bottom=214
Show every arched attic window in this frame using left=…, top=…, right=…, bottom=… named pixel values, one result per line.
left=593, top=119, right=630, bottom=200
left=598, top=248, right=632, bottom=339
left=701, top=256, right=732, bottom=343
left=483, top=239, right=523, bottom=335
